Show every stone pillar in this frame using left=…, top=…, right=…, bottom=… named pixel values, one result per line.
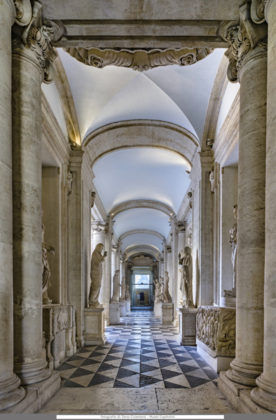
left=251, top=0, right=276, bottom=412
left=223, top=5, right=267, bottom=387
left=12, top=10, right=58, bottom=384
left=199, top=151, right=214, bottom=305
left=0, top=0, right=25, bottom=409
left=67, top=149, right=84, bottom=347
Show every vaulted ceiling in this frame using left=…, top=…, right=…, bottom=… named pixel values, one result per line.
left=42, top=46, right=239, bottom=259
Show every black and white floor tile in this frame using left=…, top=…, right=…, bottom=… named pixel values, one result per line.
left=57, top=311, right=217, bottom=389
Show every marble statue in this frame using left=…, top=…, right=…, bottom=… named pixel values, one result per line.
left=224, top=204, right=237, bottom=298
left=110, top=269, right=120, bottom=303
left=120, top=276, right=126, bottom=301
left=88, top=243, right=107, bottom=307
left=153, top=276, right=163, bottom=303
left=42, top=223, right=55, bottom=304
left=162, top=271, right=172, bottom=303
left=209, top=170, right=215, bottom=192
left=125, top=281, right=130, bottom=301
left=179, top=246, right=194, bottom=308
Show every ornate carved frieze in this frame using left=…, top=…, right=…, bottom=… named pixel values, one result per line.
left=221, top=2, right=267, bottom=82
left=196, top=306, right=236, bottom=357
left=12, top=1, right=64, bottom=81
left=65, top=46, right=213, bottom=71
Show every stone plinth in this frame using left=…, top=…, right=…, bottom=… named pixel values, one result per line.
left=109, top=302, right=120, bottom=325
left=119, top=301, right=127, bottom=317
left=43, top=304, right=77, bottom=369
left=84, top=307, right=105, bottom=345
left=162, top=303, right=174, bottom=325
left=126, top=300, right=131, bottom=313
left=220, top=296, right=236, bottom=308
left=154, top=301, right=162, bottom=318
left=179, top=307, right=198, bottom=346
left=196, top=306, right=236, bottom=372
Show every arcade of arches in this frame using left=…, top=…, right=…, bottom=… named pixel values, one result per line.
left=0, top=0, right=276, bottom=415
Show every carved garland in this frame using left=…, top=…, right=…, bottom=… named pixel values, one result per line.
left=65, top=46, right=213, bottom=71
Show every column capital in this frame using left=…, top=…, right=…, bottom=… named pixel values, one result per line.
left=222, top=2, right=267, bottom=82
left=12, top=1, right=64, bottom=82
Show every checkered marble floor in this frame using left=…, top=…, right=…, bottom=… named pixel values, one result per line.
left=57, top=311, right=217, bottom=389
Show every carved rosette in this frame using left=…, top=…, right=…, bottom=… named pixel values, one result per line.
left=196, top=306, right=236, bottom=357
left=65, top=46, right=213, bottom=71
left=12, top=0, right=64, bottom=82
left=221, top=2, right=267, bottom=82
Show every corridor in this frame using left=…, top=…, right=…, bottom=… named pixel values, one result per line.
left=40, top=312, right=235, bottom=415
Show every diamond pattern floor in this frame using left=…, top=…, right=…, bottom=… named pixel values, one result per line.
left=57, top=311, right=217, bottom=389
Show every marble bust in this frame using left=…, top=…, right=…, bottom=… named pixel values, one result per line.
left=88, top=243, right=107, bottom=307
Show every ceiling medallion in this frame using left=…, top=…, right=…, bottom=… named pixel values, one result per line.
left=65, top=47, right=213, bottom=71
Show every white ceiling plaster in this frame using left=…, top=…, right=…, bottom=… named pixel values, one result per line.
left=113, top=208, right=170, bottom=239
left=58, top=48, right=225, bottom=142
left=121, top=233, right=163, bottom=251
left=42, top=82, right=67, bottom=137
left=93, top=147, right=191, bottom=214
left=145, top=49, right=226, bottom=141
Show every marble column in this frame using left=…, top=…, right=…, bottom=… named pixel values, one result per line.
left=12, top=28, right=55, bottom=384
left=0, top=0, right=25, bottom=409
left=225, top=13, right=267, bottom=386
left=199, top=151, right=214, bottom=305
left=67, top=149, right=84, bottom=346
left=251, top=0, right=276, bottom=412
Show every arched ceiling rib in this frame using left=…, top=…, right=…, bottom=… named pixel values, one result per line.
left=110, top=200, right=175, bottom=219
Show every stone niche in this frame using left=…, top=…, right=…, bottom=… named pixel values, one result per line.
left=43, top=304, right=77, bottom=369
left=196, top=306, right=236, bottom=372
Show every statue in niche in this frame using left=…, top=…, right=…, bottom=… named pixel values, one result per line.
left=111, top=270, right=120, bottom=303
left=179, top=246, right=194, bottom=308
left=125, top=281, right=130, bottom=301
left=224, top=205, right=237, bottom=298
left=88, top=243, right=107, bottom=307
left=120, top=276, right=126, bottom=301
left=42, top=223, right=55, bottom=304
left=153, top=276, right=163, bottom=303
left=209, top=170, right=215, bottom=192
left=162, top=271, right=172, bottom=303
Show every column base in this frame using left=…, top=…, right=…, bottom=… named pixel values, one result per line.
left=3, top=371, right=60, bottom=413
left=109, top=302, right=120, bottom=324
left=119, top=300, right=127, bottom=317
left=84, top=307, right=105, bottom=345
left=15, top=359, right=51, bottom=386
left=0, top=374, right=25, bottom=411
left=250, top=375, right=276, bottom=413
left=226, top=358, right=263, bottom=387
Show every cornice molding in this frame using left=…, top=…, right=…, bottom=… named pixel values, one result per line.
left=65, top=46, right=213, bottom=71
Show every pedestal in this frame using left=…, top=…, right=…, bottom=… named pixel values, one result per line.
left=84, top=307, right=105, bottom=345
left=109, top=302, right=120, bottom=325
left=120, top=301, right=127, bottom=317
left=154, top=301, right=162, bottom=318
left=179, top=307, right=198, bottom=346
left=162, top=303, right=174, bottom=325
left=221, top=296, right=236, bottom=308
left=196, top=306, right=236, bottom=372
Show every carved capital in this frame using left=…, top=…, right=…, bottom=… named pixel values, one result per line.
left=13, top=1, right=64, bottom=82
left=65, top=46, right=213, bottom=71
left=222, top=2, right=267, bottom=82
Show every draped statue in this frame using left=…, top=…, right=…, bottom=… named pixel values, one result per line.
left=111, top=269, right=120, bottom=303
left=153, top=276, right=163, bottom=303
left=179, top=246, right=194, bottom=308
left=42, top=223, right=55, bottom=304
left=224, top=204, right=237, bottom=297
left=88, top=243, right=107, bottom=307
left=162, top=271, right=172, bottom=303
